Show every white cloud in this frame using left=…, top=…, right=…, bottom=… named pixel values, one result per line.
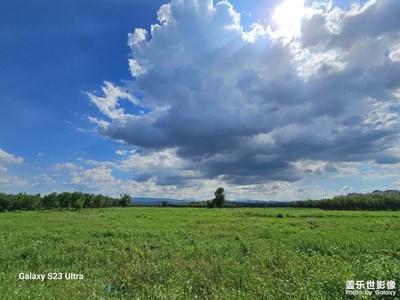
left=115, top=150, right=128, bottom=156
left=88, top=0, right=400, bottom=191
left=117, top=148, right=184, bottom=172
left=69, top=166, right=122, bottom=195
left=53, top=162, right=83, bottom=172
left=86, top=81, right=139, bottom=119
left=0, top=149, right=28, bottom=190
left=127, top=28, right=147, bottom=47
left=71, top=166, right=115, bottom=185
left=342, top=185, right=353, bottom=193
left=0, top=148, right=23, bottom=169
left=0, top=176, right=28, bottom=187
left=389, top=41, right=400, bottom=61
left=268, top=0, right=307, bottom=44
left=128, top=59, right=147, bottom=77
left=33, top=174, right=55, bottom=185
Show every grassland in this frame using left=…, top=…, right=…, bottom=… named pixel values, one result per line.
left=0, top=208, right=399, bottom=299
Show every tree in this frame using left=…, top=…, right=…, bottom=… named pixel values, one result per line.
left=119, top=194, right=131, bottom=207
left=161, top=201, right=168, bottom=207
left=42, top=192, right=59, bottom=210
left=213, top=187, right=225, bottom=208
left=59, top=192, right=72, bottom=210
left=94, top=194, right=104, bottom=208
left=206, top=199, right=216, bottom=208
left=0, top=194, right=9, bottom=212
left=75, top=196, right=85, bottom=210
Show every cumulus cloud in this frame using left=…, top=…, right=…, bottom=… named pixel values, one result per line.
left=68, top=165, right=121, bottom=195
left=55, top=160, right=198, bottom=198
left=89, top=0, right=400, bottom=187
left=0, top=148, right=27, bottom=189
left=0, top=148, right=24, bottom=165
left=0, top=148, right=23, bottom=171
left=116, top=148, right=201, bottom=185
left=0, top=176, right=28, bottom=187
left=86, top=81, right=140, bottom=119
left=71, top=166, right=116, bottom=185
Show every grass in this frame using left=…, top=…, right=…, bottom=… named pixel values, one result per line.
left=0, top=208, right=399, bottom=299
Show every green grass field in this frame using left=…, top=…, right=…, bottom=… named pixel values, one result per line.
left=0, top=208, right=399, bottom=299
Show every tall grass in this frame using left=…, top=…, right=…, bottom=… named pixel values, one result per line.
left=0, top=208, right=399, bottom=299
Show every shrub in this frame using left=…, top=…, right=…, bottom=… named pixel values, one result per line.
left=206, top=199, right=216, bottom=208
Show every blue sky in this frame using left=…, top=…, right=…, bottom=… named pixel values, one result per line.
left=1, top=0, right=399, bottom=200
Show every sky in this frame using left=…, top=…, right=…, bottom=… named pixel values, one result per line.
left=1, top=0, right=400, bottom=201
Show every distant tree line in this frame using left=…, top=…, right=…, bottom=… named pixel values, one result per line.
left=0, top=192, right=132, bottom=212
left=188, top=201, right=271, bottom=208
left=292, top=191, right=400, bottom=211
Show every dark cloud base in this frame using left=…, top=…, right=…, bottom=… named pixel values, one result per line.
left=92, top=0, right=400, bottom=185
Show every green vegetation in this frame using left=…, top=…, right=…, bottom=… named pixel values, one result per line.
left=213, top=187, right=226, bottom=209
left=119, top=194, right=132, bottom=208
left=1, top=208, right=399, bottom=299
left=206, top=199, right=216, bottom=208
left=292, top=191, right=400, bottom=211
left=0, top=192, right=127, bottom=212
left=206, top=187, right=226, bottom=209
left=8, top=188, right=400, bottom=212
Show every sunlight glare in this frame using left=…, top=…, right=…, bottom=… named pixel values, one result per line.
left=271, top=0, right=306, bottom=43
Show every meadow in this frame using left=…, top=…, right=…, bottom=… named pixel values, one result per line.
left=0, top=208, right=399, bottom=299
